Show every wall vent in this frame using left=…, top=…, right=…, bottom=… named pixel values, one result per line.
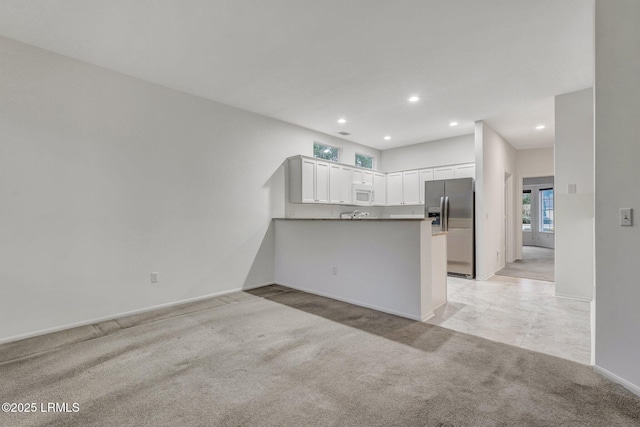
left=337, top=131, right=351, bottom=136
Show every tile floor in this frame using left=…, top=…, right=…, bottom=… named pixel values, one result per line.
left=427, top=275, right=591, bottom=364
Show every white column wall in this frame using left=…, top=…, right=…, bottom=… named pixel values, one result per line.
left=475, top=121, right=518, bottom=280
left=594, top=0, right=640, bottom=394
left=555, top=88, right=594, bottom=301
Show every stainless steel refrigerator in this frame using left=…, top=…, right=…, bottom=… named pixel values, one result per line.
left=425, top=178, right=475, bottom=278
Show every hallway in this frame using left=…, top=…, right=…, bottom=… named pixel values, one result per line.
left=496, top=246, right=554, bottom=282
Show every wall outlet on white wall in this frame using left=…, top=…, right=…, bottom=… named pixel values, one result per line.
left=151, top=272, right=159, bottom=283
left=332, top=266, right=337, bottom=275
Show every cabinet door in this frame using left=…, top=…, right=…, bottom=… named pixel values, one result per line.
left=373, top=172, right=386, bottom=205
left=386, top=172, right=403, bottom=205
left=315, top=161, right=330, bottom=203
left=419, top=168, right=434, bottom=203
left=434, top=166, right=455, bottom=180
left=301, top=158, right=316, bottom=203
left=454, top=163, right=475, bottom=179
left=340, top=166, right=353, bottom=204
left=402, top=170, right=420, bottom=205
left=362, top=170, right=374, bottom=185
left=329, top=164, right=342, bottom=204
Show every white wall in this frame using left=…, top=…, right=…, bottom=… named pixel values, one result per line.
left=274, top=220, right=439, bottom=321
left=475, top=121, right=517, bottom=280
left=515, top=148, right=554, bottom=258
left=0, top=37, right=380, bottom=343
left=594, top=0, right=640, bottom=394
left=555, top=88, right=594, bottom=301
left=380, top=134, right=475, bottom=172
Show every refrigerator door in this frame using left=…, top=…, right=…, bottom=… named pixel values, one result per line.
left=424, top=181, right=445, bottom=233
left=444, top=178, right=475, bottom=278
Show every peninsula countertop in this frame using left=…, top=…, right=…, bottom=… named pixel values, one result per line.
left=272, top=217, right=430, bottom=221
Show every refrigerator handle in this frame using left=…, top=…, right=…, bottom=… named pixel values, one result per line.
left=439, top=196, right=445, bottom=230
left=443, top=196, right=450, bottom=231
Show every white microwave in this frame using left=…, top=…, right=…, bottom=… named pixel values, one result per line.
left=353, top=184, right=374, bottom=205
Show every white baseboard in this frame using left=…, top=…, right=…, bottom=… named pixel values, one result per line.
left=554, top=292, right=593, bottom=303
left=593, top=365, right=640, bottom=397
left=274, top=281, right=423, bottom=322
left=0, top=282, right=271, bottom=345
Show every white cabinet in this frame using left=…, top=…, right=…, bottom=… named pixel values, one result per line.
left=454, top=163, right=475, bottom=179
left=329, top=164, right=353, bottom=204
left=373, top=172, right=386, bottom=205
left=290, top=155, right=474, bottom=207
left=289, top=157, right=330, bottom=204
left=315, top=161, right=330, bottom=203
left=352, top=169, right=373, bottom=185
left=434, top=166, right=455, bottom=180
left=402, top=170, right=420, bottom=204
left=386, top=172, right=403, bottom=205
left=419, top=168, right=434, bottom=203
left=386, top=170, right=421, bottom=205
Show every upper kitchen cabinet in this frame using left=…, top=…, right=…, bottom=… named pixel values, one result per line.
left=329, top=164, right=353, bottom=204
left=352, top=169, right=373, bottom=185
left=387, top=170, right=421, bottom=206
left=434, top=166, right=455, bottom=180
left=419, top=168, right=434, bottom=203
left=454, top=163, right=475, bottom=179
left=372, top=172, right=386, bottom=206
left=289, top=157, right=330, bottom=203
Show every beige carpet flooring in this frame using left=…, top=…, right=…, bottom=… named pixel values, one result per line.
left=1, top=285, right=639, bottom=427
left=496, top=246, right=555, bottom=282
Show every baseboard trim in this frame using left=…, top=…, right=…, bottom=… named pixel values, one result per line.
left=274, top=281, right=423, bottom=322
left=554, top=292, right=593, bottom=303
left=0, top=282, right=271, bottom=345
left=593, top=365, right=640, bottom=397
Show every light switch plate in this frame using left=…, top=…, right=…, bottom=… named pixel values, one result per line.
left=620, top=208, right=633, bottom=226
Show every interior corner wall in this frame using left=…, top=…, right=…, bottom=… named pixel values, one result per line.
left=0, top=37, right=380, bottom=343
left=515, top=148, right=555, bottom=259
left=475, top=121, right=517, bottom=280
left=555, top=88, right=594, bottom=301
left=594, top=0, right=640, bottom=393
left=379, top=134, right=475, bottom=171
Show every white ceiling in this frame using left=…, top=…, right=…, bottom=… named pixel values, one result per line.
left=0, top=0, right=593, bottom=150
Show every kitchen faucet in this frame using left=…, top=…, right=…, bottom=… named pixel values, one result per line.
left=349, top=210, right=370, bottom=219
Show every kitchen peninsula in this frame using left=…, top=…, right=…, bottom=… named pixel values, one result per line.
left=273, top=218, right=447, bottom=321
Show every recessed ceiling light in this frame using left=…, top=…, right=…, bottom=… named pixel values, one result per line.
left=449, top=122, right=459, bottom=127
left=338, top=118, right=346, bottom=124
left=384, top=136, right=391, bottom=140
left=408, top=96, right=420, bottom=103
left=536, top=125, right=546, bottom=130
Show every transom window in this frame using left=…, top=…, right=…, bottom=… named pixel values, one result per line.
left=355, top=153, right=374, bottom=169
left=313, top=142, right=339, bottom=162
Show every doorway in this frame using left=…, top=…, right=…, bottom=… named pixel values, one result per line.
left=496, top=175, right=555, bottom=281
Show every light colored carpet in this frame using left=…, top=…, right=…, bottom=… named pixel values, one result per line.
left=496, top=246, right=555, bottom=282
left=1, top=285, right=639, bottom=427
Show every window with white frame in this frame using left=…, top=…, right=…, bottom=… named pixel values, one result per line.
left=313, top=142, right=339, bottom=162
left=355, top=153, right=374, bottom=169
left=539, top=188, right=554, bottom=232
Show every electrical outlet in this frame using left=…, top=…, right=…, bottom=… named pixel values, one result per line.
left=620, top=208, right=633, bottom=226
left=289, top=210, right=296, bottom=218
left=151, top=272, right=159, bottom=283
left=332, top=266, right=337, bottom=275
